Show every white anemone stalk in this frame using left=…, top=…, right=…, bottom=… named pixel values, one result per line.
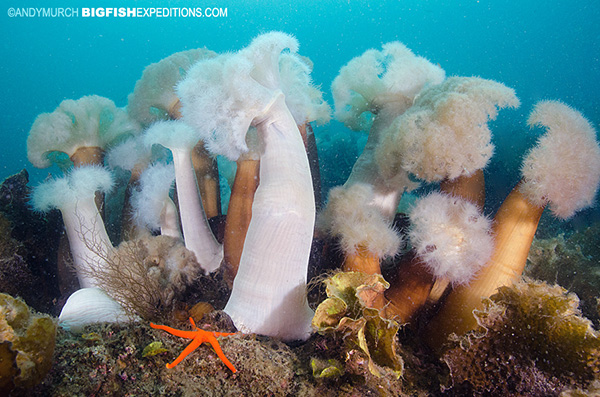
left=229, top=91, right=315, bottom=340
left=177, top=31, right=315, bottom=340
left=31, top=165, right=114, bottom=289
left=144, top=121, right=223, bottom=273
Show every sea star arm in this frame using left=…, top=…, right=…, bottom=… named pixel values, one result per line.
left=166, top=337, right=204, bottom=369
left=213, top=331, right=237, bottom=337
left=150, top=322, right=198, bottom=339
left=207, top=333, right=238, bottom=373
left=150, top=318, right=238, bottom=373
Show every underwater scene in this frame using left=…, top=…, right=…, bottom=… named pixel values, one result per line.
left=1, top=0, right=600, bottom=395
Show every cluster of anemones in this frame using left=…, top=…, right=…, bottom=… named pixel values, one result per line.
left=27, top=34, right=600, bottom=352
left=29, top=32, right=329, bottom=341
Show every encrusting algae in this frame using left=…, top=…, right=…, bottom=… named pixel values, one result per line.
left=0, top=293, right=56, bottom=393
left=525, top=226, right=600, bottom=326
left=442, top=280, right=600, bottom=395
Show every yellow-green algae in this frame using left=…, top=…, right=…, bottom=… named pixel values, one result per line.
left=312, top=271, right=403, bottom=378
left=0, top=293, right=56, bottom=392
left=310, top=357, right=344, bottom=378
left=80, top=332, right=103, bottom=343
left=443, top=279, right=600, bottom=395
left=142, top=341, right=168, bottom=358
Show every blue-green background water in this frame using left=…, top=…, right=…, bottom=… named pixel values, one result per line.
left=1, top=0, right=599, bottom=224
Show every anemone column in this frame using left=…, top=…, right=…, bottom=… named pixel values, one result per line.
left=224, top=93, right=315, bottom=341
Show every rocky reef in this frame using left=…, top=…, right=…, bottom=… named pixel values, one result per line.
left=0, top=171, right=62, bottom=315
left=39, top=312, right=410, bottom=396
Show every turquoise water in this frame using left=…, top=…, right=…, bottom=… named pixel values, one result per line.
left=1, top=0, right=599, bottom=218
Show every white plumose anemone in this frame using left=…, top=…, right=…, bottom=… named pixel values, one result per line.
left=409, top=192, right=494, bottom=285
left=144, top=120, right=223, bottom=273
left=31, top=165, right=114, bottom=289
left=520, top=100, right=600, bottom=219
left=178, top=32, right=317, bottom=341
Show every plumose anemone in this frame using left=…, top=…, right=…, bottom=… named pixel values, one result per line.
left=426, top=100, right=600, bottom=350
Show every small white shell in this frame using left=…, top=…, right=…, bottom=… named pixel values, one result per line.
left=58, top=288, right=132, bottom=333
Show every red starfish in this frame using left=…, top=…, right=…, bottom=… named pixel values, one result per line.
left=150, top=317, right=237, bottom=373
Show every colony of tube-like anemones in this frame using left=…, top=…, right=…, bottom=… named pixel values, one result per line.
left=26, top=33, right=600, bottom=361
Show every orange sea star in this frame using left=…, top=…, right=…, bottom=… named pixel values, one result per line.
left=150, top=317, right=238, bottom=373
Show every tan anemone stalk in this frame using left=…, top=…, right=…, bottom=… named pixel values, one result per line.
left=191, top=141, right=221, bottom=218
left=222, top=130, right=260, bottom=286
left=439, top=170, right=485, bottom=209
left=383, top=191, right=494, bottom=322
left=426, top=100, right=600, bottom=351
left=319, top=42, right=445, bottom=276
left=386, top=171, right=485, bottom=321
left=374, top=76, right=520, bottom=321
left=127, top=48, right=221, bottom=219
left=177, top=32, right=317, bottom=341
